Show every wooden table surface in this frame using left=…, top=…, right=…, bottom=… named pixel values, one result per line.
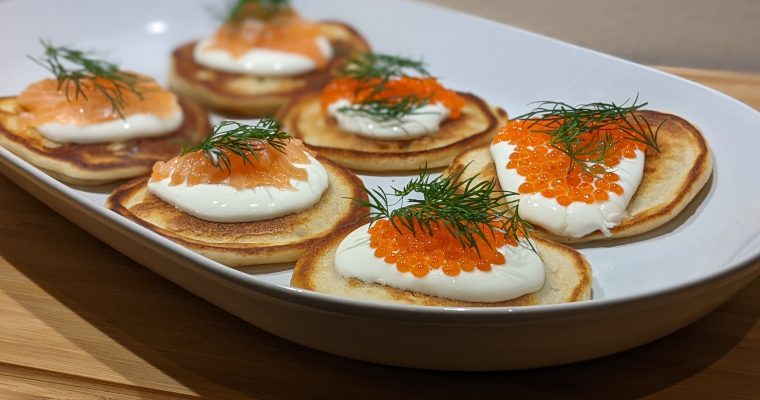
left=1, top=67, right=759, bottom=399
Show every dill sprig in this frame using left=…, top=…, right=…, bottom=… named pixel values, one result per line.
left=356, top=167, right=535, bottom=255
left=337, top=52, right=430, bottom=81
left=182, top=119, right=291, bottom=173
left=337, top=95, right=432, bottom=122
left=28, top=40, right=145, bottom=119
left=335, top=52, right=434, bottom=123
left=515, top=97, right=662, bottom=175
left=224, top=0, right=291, bottom=23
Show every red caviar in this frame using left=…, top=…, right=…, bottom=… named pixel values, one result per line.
left=368, top=218, right=516, bottom=278
left=205, top=10, right=328, bottom=68
left=493, top=119, right=647, bottom=206
left=151, top=139, right=311, bottom=190
left=321, top=77, right=466, bottom=119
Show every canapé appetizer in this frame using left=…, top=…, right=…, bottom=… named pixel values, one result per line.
left=278, top=52, right=508, bottom=172
left=168, top=0, right=370, bottom=117
left=107, top=119, right=367, bottom=266
left=292, top=168, right=591, bottom=306
left=0, top=41, right=209, bottom=185
left=447, top=99, right=712, bottom=243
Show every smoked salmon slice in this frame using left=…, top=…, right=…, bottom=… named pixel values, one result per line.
left=205, top=9, right=328, bottom=68
left=151, top=138, right=313, bottom=190
left=17, top=75, right=179, bottom=127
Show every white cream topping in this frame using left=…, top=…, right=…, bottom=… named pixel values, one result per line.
left=490, top=141, right=645, bottom=238
left=147, top=154, right=329, bottom=223
left=335, top=223, right=545, bottom=302
left=326, top=99, right=450, bottom=140
left=36, top=109, right=184, bottom=144
left=193, top=36, right=333, bottom=76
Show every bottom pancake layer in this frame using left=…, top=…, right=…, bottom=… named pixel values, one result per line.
left=107, top=157, right=368, bottom=266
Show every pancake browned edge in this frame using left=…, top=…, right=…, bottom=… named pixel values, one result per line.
left=106, top=157, right=369, bottom=267
left=291, top=225, right=591, bottom=306
left=277, top=91, right=508, bottom=172
left=446, top=111, right=713, bottom=244
left=0, top=96, right=210, bottom=186
left=168, top=21, right=370, bottom=118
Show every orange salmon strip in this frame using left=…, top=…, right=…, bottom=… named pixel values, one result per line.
left=18, top=75, right=178, bottom=126
left=151, top=139, right=312, bottom=191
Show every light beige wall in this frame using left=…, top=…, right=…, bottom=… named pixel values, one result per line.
left=421, top=0, right=760, bottom=72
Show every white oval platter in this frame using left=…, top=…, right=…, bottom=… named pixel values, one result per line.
left=0, top=0, right=759, bottom=370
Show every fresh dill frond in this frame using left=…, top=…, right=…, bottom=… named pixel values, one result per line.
left=337, top=52, right=430, bottom=81
left=223, top=0, right=291, bottom=23
left=356, top=167, right=535, bottom=255
left=514, top=96, right=662, bottom=175
left=337, top=94, right=432, bottom=123
left=28, top=39, right=145, bottom=119
left=182, top=119, right=291, bottom=173
left=334, top=52, right=434, bottom=123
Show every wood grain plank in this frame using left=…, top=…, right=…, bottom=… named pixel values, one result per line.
left=0, top=67, right=758, bottom=399
left=656, top=66, right=760, bottom=109
left=0, top=361, right=199, bottom=400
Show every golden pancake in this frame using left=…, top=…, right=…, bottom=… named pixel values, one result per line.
left=107, top=156, right=368, bottom=267
left=291, top=225, right=591, bottom=306
left=277, top=91, right=508, bottom=172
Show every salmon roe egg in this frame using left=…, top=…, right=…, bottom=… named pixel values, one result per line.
left=321, top=77, right=466, bottom=119
left=367, top=218, right=515, bottom=278
left=493, top=119, right=645, bottom=206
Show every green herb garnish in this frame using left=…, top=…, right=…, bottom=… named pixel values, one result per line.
left=357, top=167, right=534, bottom=254
left=182, top=119, right=291, bottom=173
left=336, top=95, right=432, bottom=123
left=223, top=0, right=291, bottom=23
left=337, top=52, right=430, bottom=81
left=28, top=40, right=144, bottom=119
left=514, top=97, right=662, bottom=175
left=335, top=52, right=433, bottom=123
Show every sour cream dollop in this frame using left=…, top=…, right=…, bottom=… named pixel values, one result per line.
left=193, top=36, right=333, bottom=76
left=36, top=110, right=183, bottom=144
left=326, top=99, right=450, bottom=140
